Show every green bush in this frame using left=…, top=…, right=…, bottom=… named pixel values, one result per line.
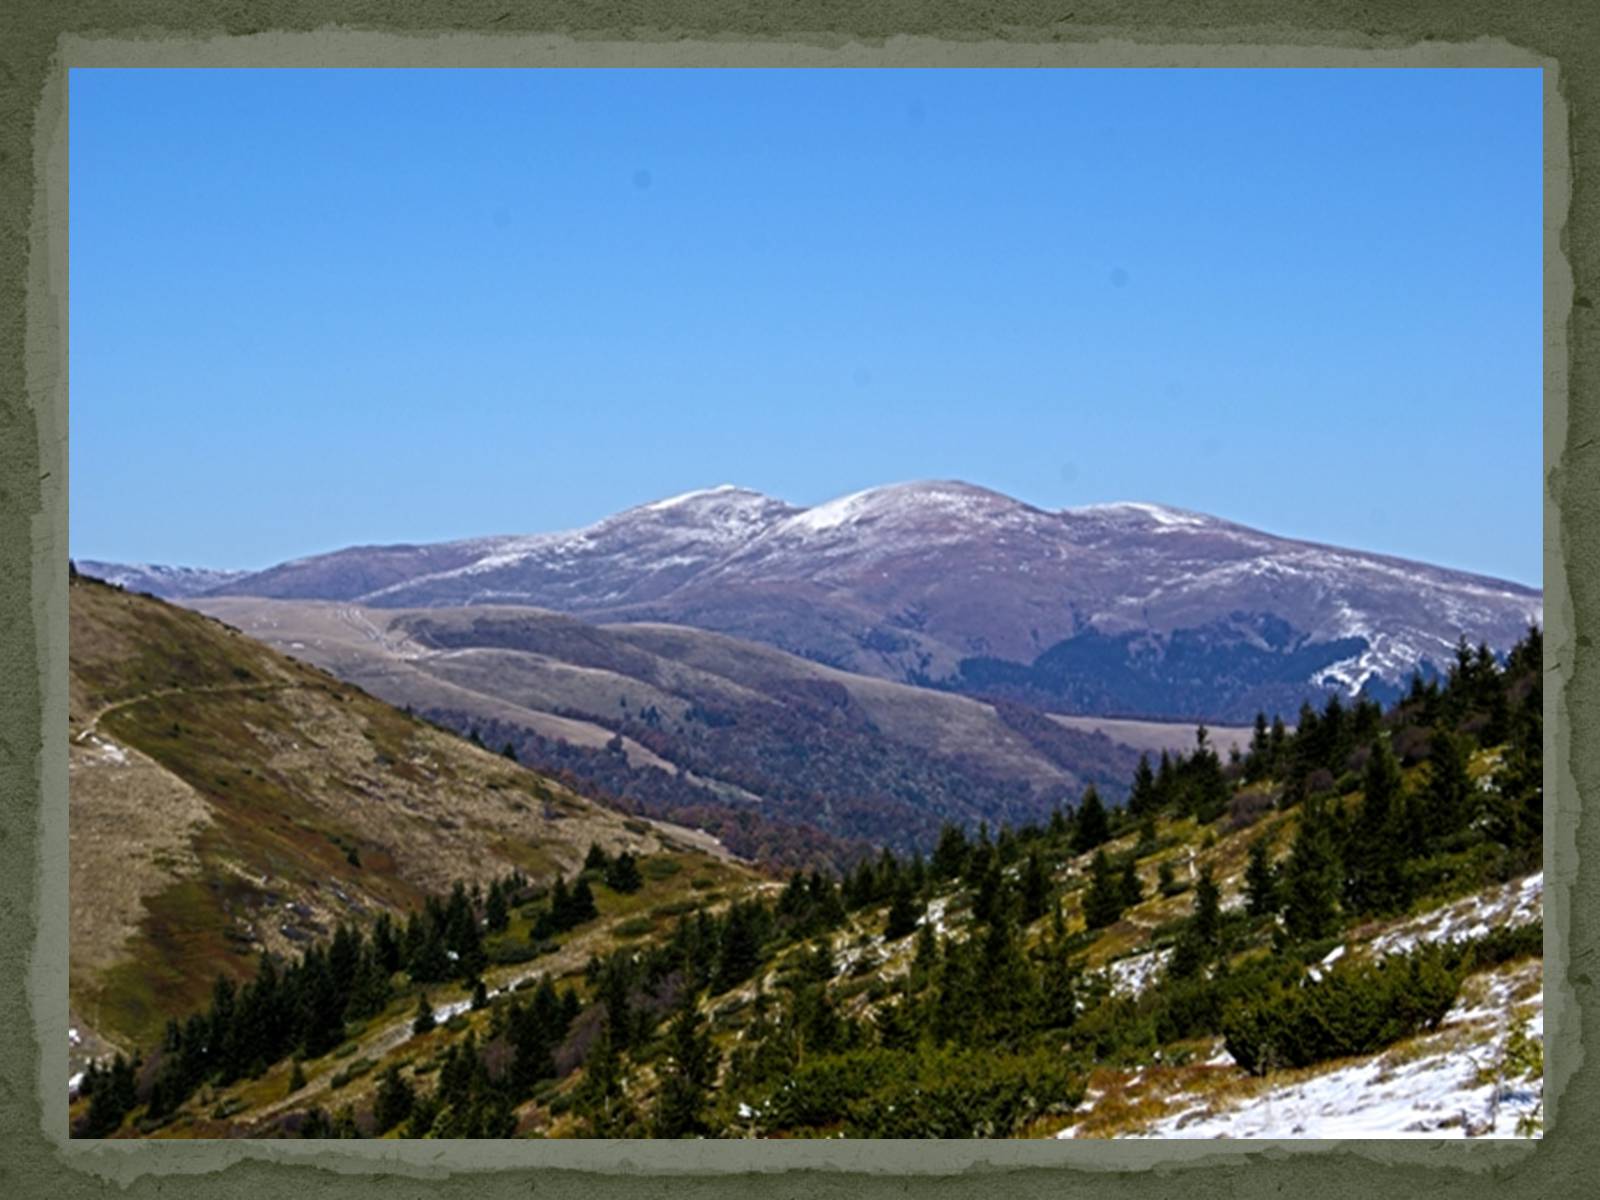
left=642, top=857, right=683, bottom=880
left=760, top=1046, right=1084, bottom=1138
left=1222, top=945, right=1460, bottom=1074
left=328, top=1058, right=376, bottom=1090
left=612, top=917, right=655, bottom=938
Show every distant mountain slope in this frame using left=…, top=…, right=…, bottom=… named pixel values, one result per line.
left=68, top=573, right=727, bottom=1060
left=76, top=560, right=248, bottom=598
left=187, top=598, right=1217, bottom=857
left=126, top=481, right=1542, bottom=722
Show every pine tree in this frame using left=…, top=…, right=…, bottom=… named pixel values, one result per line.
left=931, top=823, right=969, bottom=880
left=884, top=876, right=923, bottom=940
left=1157, top=857, right=1182, bottom=897
left=571, top=876, right=600, bottom=924
left=485, top=880, right=509, bottom=932
left=1246, top=712, right=1271, bottom=781
left=1083, top=850, right=1123, bottom=930
left=1020, top=852, right=1051, bottom=924
left=714, top=903, right=762, bottom=993
left=1129, top=755, right=1158, bottom=815
left=1345, top=737, right=1409, bottom=915
left=412, top=992, right=436, bottom=1036
left=1425, top=727, right=1473, bottom=840
left=651, top=999, right=717, bottom=1137
left=1118, top=858, right=1143, bottom=909
left=1072, top=787, right=1111, bottom=854
left=576, top=1026, right=632, bottom=1136
left=372, top=1064, right=415, bottom=1134
left=1282, top=797, right=1343, bottom=942
left=1168, top=865, right=1222, bottom=979
left=604, top=851, right=644, bottom=894
left=584, top=842, right=610, bottom=872
left=1244, top=836, right=1278, bottom=918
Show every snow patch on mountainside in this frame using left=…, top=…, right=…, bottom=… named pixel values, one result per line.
left=1107, top=959, right=1542, bottom=1139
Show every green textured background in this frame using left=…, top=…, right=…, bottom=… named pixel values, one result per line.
left=1, top=3, right=1591, bottom=1196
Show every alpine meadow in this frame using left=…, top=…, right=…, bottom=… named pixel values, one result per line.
left=68, top=67, right=1544, bottom=1140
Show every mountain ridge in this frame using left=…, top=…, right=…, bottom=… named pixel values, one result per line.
left=90, top=480, right=1542, bottom=723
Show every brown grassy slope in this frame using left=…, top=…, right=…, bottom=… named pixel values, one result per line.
left=69, top=574, right=724, bottom=1054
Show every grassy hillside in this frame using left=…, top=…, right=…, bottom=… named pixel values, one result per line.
left=183, top=599, right=1251, bottom=864
left=69, top=573, right=733, bottom=1058
left=73, top=618, right=1544, bottom=1139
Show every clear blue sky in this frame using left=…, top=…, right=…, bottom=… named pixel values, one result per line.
left=70, top=68, right=1542, bottom=586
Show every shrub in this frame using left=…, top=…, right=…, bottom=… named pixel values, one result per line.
left=1222, top=945, right=1460, bottom=1074
left=758, top=1046, right=1084, bottom=1138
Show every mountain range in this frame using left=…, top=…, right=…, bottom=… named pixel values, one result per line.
left=84, top=479, right=1543, bottom=723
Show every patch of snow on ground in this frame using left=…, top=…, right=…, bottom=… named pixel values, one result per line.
left=1369, top=873, right=1542, bottom=959
left=1108, top=948, right=1173, bottom=999
left=1094, top=961, right=1542, bottom=1140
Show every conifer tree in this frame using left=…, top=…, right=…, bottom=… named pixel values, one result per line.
left=1072, top=787, right=1111, bottom=854
left=485, top=880, right=509, bottom=933
left=1345, top=737, right=1409, bottom=915
left=1244, top=835, right=1278, bottom=918
left=412, top=992, right=436, bottom=1036
left=931, top=822, right=970, bottom=880
left=571, top=876, right=600, bottom=924
left=1020, top=852, right=1051, bottom=924
left=1129, top=755, right=1158, bottom=815
left=1282, top=797, right=1343, bottom=942
left=584, top=842, right=610, bottom=872
left=651, top=999, right=717, bottom=1137
left=1425, top=727, right=1473, bottom=840
left=884, top=876, right=923, bottom=940
left=1157, top=857, right=1181, bottom=897
left=1118, top=858, right=1143, bottom=909
left=605, top=851, right=644, bottom=894
left=372, top=1064, right=415, bottom=1134
left=1168, top=865, right=1222, bottom=980
left=1083, top=850, right=1123, bottom=930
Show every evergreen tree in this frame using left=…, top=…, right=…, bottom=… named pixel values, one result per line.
left=605, top=851, right=644, bottom=894
left=1245, top=712, right=1271, bottom=781
left=412, top=992, right=436, bottom=1036
left=1344, top=737, right=1409, bottom=915
left=1168, top=865, right=1222, bottom=980
left=584, top=842, right=610, bottom=872
left=1020, top=852, right=1051, bottom=924
left=1424, top=727, right=1473, bottom=841
left=1072, top=787, right=1111, bottom=854
left=372, top=1064, right=415, bottom=1134
left=714, top=903, right=762, bottom=993
left=884, top=876, right=923, bottom=940
left=372, top=912, right=401, bottom=976
left=1157, top=857, right=1181, bottom=897
left=1244, top=835, right=1278, bottom=918
left=575, top=1026, right=632, bottom=1136
left=1187, top=746, right=1231, bottom=825
left=1082, top=851, right=1123, bottom=930
left=931, top=823, right=969, bottom=880
left=571, top=876, right=600, bottom=924
left=1129, top=754, right=1158, bottom=815
left=651, top=999, right=717, bottom=1137
left=485, top=880, right=509, bottom=933
left=1118, top=858, right=1143, bottom=909
left=1282, top=798, right=1343, bottom=942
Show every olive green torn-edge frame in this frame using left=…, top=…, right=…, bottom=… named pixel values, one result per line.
left=0, top=2, right=1589, bottom=1196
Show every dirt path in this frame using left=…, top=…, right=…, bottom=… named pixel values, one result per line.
left=74, top=681, right=301, bottom=743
